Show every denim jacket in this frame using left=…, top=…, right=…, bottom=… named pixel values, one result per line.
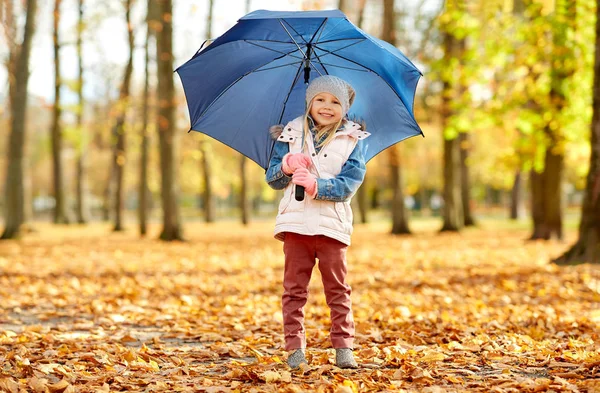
left=266, top=120, right=367, bottom=202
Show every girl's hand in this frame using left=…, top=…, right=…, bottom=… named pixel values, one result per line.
left=282, top=153, right=312, bottom=175
left=292, top=168, right=317, bottom=197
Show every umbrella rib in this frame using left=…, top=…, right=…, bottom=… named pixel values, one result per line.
left=312, top=46, right=371, bottom=72
left=315, top=37, right=366, bottom=45
left=318, top=50, right=420, bottom=121
left=278, top=19, right=323, bottom=77
left=278, top=19, right=307, bottom=56
left=265, top=60, right=306, bottom=166
left=254, top=61, right=303, bottom=72
left=314, top=39, right=366, bottom=58
left=309, top=18, right=328, bottom=44
left=281, top=19, right=309, bottom=45
left=277, top=60, right=305, bottom=125
left=244, top=40, right=304, bottom=61
left=311, top=61, right=367, bottom=72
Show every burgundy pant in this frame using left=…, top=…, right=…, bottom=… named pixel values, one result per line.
left=282, top=232, right=355, bottom=350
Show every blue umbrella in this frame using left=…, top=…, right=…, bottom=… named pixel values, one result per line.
left=176, top=9, right=423, bottom=170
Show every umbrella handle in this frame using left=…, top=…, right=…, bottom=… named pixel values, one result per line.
left=295, top=185, right=305, bottom=201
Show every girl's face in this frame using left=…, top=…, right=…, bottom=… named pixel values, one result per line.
left=309, top=92, right=343, bottom=126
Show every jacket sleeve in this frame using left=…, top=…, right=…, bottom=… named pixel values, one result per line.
left=314, top=143, right=366, bottom=202
left=266, top=140, right=293, bottom=190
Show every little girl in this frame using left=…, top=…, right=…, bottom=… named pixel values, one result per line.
left=266, top=75, right=370, bottom=369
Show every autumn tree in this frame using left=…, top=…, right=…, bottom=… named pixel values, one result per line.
left=554, top=0, right=600, bottom=265
left=156, top=0, right=183, bottom=240
left=439, top=0, right=465, bottom=232
left=1, top=0, right=37, bottom=239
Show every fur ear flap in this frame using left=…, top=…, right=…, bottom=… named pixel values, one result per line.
left=269, top=124, right=284, bottom=140
left=346, top=115, right=367, bottom=131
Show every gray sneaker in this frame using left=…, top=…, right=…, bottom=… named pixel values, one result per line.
left=335, top=348, right=358, bottom=369
left=287, top=348, right=308, bottom=369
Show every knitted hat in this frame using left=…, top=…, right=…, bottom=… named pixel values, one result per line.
left=305, top=75, right=356, bottom=116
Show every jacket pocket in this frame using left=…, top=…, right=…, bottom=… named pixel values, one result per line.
left=278, top=189, right=293, bottom=214
left=334, top=202, right=346, bottom=221
left=279, top=186, right=305, bottom=214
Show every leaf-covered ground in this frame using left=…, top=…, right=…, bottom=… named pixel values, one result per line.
left=1, top=220, right=599, bottom=392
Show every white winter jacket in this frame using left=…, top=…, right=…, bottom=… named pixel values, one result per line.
left=266, top=116, right=370, bottom=246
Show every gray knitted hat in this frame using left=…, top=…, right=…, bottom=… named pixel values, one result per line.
left=305, top=75, right=356, bottom=116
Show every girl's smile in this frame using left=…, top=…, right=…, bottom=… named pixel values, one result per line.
left=310, top=92, right=343, bottom=126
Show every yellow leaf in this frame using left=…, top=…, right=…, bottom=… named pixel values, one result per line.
left=421, top=351, right=447, bottom=362
left=149, top=359, right=160, bottom=371
left=342, top=380, right=358, bottom=393
left=260, top=370, right=282, bottom=383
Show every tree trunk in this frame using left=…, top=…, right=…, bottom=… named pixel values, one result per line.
left=156, top=0, right=183, bottom=240
left=200, top=141, right=215, bottom=222
left=51, top=0, right=70, bottom=224
left=103, top=162, right=115, bottom=221
left=112, top=0, right=134, bottom=232
left=390, top=146, right=410, bottom=234
left=460, top=132, right=475, bottom=226
left=355, top=0, right=368, bottom=223
left=357, top=0, right=367, bottom=29
left=139, top=0, right=155, bottom=237
left=357, top=177, right=368, bottom=224
left=382, top=0, right=409, bottom=234
left=510, top=170, right=525, bottom=219
left=440, top=23, right=463, bottom=232
left=240, top=156, right=249, bottom=225
left=530, top=0, right=575, bottom=241
left=75, top=0, right=89, bottom=224
left=441, top=138, right=463, bottom=231
left=554, top=0, right=600, bottom=264
left=542, top=149, right=563, bottom=239
left=1, top=0, right=37, bottom=239
left=529, top=169, right=547, bottom=238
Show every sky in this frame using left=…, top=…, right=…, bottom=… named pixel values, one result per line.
left=0, top=0, right=440, bottom=105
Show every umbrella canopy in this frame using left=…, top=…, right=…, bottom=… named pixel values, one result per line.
left=176, top=9, right=423, bottom=170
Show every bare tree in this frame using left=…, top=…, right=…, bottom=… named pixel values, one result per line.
left=554, top=0, right=600, bottom=265
left=51, top=0, right=71, bottom=224
left=1, top=0, right=38, bottom=239
left=156, top=0, right=183, bottom=240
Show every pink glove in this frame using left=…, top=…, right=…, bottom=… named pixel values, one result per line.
left=282, top=153, right=311, bottom=175
left=292, top=168, right=318, bottom=198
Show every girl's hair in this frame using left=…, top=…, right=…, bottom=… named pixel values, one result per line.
left=302, top=100, right=344, bottom=151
